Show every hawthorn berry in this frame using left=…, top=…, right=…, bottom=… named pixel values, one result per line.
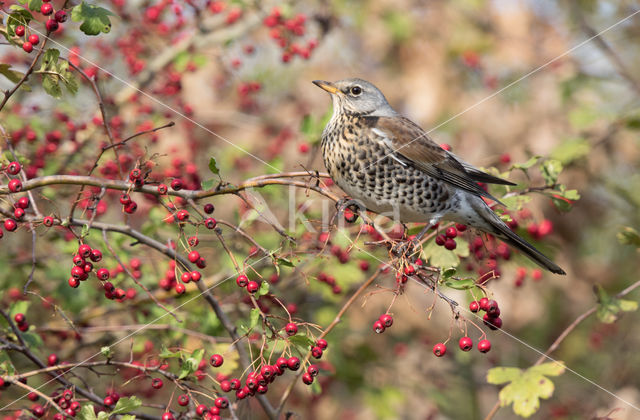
left=486, top=300, right=499, bottom=316
left=379, top=314, right=393, bottom=328
left=196, top=257, right=206, bottom=269
left=302, top=372, right=314, bottom=385
left=479, top=297, right=490, bottom=311
left=204, top=217, right=217, bottom=229
left=316, top=338, right=328, bottom=350
left=96, top=268, right=109, bottom=280
left=71, top=266, right=85, bottom=279
left=124, top=201, right=138, bottom=214
left=444, top=238, right=457, bottom=250
left=459, top=337, right=473, bottom=351
left=174, top=283, right=185, bottom=294
left=151, top=378, right=163, bottom=389
left=72, top=254, right=84, bottom=266
left=22, top=41, right=33, bottom=53
left=445, top=226, right=458, bottom=238
left=119, top=194, right=131, bottom=205
left=433, top=343, right=447, bottom=357
left=220, top=380, right=232, bottom=392
left=41, top=3, right=53, bottom=15
left=311, top=346, right=323, bottom=359
left=78, top=244, right=92, bottom=258
left=190, top=271, right=201, bottom=282
left=469, top=301, right=480, bottom=312
left=14, top=313, right=26, bottom=324
left=404, top=265, right=415, bottom=276
left=287, top=356, right=300, bottom=370
left=210, top=354, right=224, bottom=367
left=373, top=320, right=385, bottom=334
left=90, top=249, right=102, bottom=262
left=236, top=274, right=248, bottom=287
left=260, top=365, right=275, bottom=379
left=435, top=234, right=446, bottom=246
left=43, top=216, right=54, bottom=227
left=103, top=396, right=114, bottom=406
left=54, top=10, right=67, bottom=22
left=483, top=314, right=503, bottom=330
left=188, top=236, right=199, bottom=247
left=176, top=210, right=189, bottom=221
left=478, top=339, right=492, bottom=353
left=230, top=378, right=241, bottom=390
left=307, top=364, right=319, bottom=377
left=170, top=179, right=183, bottom=191
left=214, top=397, right=228, bottom=409
left=4, top=219, right=17, bottom=231
left=28, top=34, right=39, bottom=45
left=204, top=203, right=215, bottom=214
left=188, top=251, right=200, bottom=263
left=285, top=322, right=298, bottom=336
left=14, top=208, right=25, bottom=219
left=83, top=262, right=93, bottom=273
left=7, top=161, right=21, bottom=175
left=161, top=413, right=174, bottom=420
left=236, top=387, right=248, bottom=399
left=246, top=281, right=259, bottom=294
left=8, top=179, right=22, bottom=192
left=157, top=184, right=168, bottom=194
left=177, top=394, right=189, bottom=406
left=15, top=25, right=26, bottom=37
left=16, top=197, right=29, bottom=209
left=32, top=405, right=45, bottom=418
left=196, top=404, right=207, bottom=416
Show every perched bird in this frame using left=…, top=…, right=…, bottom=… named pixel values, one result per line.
left=313, top=78, right=565, bottom=275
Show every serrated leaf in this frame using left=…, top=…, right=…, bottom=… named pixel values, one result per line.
left=159, top=345, right=181, bottom=359
left=71, top=1, right=115, bottom=35
left=111, top=396, right=142, bottom=415
left=596, top=285, right=638, bottom=323
left=249, top=308, right=260, bottom=330
left=77, top=404, right=98, bottom=420
left=540, top=159, right=563, bottom=186
left=208, top=157, right=220, bottom=175
left=39, top=48, right=61, bottom=71
left=288, top=334, right=315, bottom=351
left=617, top=227, right=640, bottom=248
left=63, top=72, right=79, bottom=95
left=0, top=64, right=25, bottom=83
left=42, top=74, right=62, bottom=98
left=501, top=194, right=532, bottom=211
left=423, top=238, right=459, bottom=269
left=257, top=281, right=270, bottom=296
left=511, top=156, right=540, bottom=172
left=488, top=362, right=565, bottom=418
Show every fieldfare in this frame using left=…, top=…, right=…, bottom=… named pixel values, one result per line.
left=313, top=78, right=565, bottom=274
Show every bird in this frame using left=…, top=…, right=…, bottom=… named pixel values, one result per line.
left=313, top=78, right=565, bottom=275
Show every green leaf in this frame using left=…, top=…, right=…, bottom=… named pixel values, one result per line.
left=617, top=227, right=640, bottom=248
left=40, top=48, right=61, bottom=72
left=159, top=345, right=181, bottom=359
left=249, top=308, right=260, bottom=330
left=288, top=334, right=315, bottom=351
left=595, top=285, right=638, bottom=323
left=551, top=138, right=590, bottom=165
left=21, top=331, right=43, bottom=348
left=423, top=238, right=459, bottom=269
left=257, top=281, right=270, bottom=297
left=6, top=7, right=33, bottom=38
left=310, top=378, right=322, bottom=394
left=277, top=257, right=295, bottom=267
left=540, top=159, right=563, bottom=186
left=208, top=157, right=220, bottom=175
left=201, top=178, right=216, bottom=190
left=42, top=74, right=63, bottom=99
left=444, top=277, right=476, bottom=290
left=27, top=0, right=43, bottom=12
left=10, top=300, right=30, bottom=319
left=510, top=156, right=540, bottom=172
left=111, top=396, right=142, bottom=415
left=0, top=64, right=25, bottom=83
left=0, top=352, right=16, bottom=376
left=100, top=346, right=112, bottom=359
left=71, top=1, right=115, bottom=35
left=77, top=404, right=98, bottom=420
left=487, top=362, right=565, bottom=418
left=178, top=348, right=204, bottom=379
left=441, top=267, right=456, bottom=279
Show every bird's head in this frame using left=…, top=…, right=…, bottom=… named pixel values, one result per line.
left=312, top=78, right=396, bottom=117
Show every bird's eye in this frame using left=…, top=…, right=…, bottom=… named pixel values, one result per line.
left=350, top=86, right=362, bottom=96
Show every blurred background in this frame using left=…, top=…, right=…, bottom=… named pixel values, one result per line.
left=2, top=0, right=640, bottom=419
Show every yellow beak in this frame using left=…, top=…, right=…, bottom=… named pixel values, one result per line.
left=313, top=80, right=339, bottom=94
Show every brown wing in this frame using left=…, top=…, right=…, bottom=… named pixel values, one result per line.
left=370, top=116, right=514, bottom=201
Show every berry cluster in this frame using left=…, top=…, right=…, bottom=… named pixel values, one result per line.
left=372, top=313, right=394, bottom=334
left=470, top=297, right=503, bottom=330
left=263, top=7, right=318, bottom=62
left=435, top=224, right=467, bottom=250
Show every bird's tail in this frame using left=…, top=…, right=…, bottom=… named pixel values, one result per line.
left=471, top=200, right=566, bottom=275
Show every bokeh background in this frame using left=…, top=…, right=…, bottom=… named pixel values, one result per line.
left=2, top=0, right=640, bottom=419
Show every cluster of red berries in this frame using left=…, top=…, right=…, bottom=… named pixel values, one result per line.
left=263, top=7, right=317, bottom=62
left=373, top=313, right=394, bottom=334
left=435, top=224, right=467, bottom=251
left=316, top=272, right=342, bottom=294
left=13, top=3, right=67, bottom=53
left=51, top=389, right=81, bottom=419
left=432, top=337, right=491, bottom=357
left=13, top=312, right=29, bottom=332
left=235, top=273, right=260, bottom=294
left=68, top=243, right=106, bottom=289
left=470, top=297, right=503, bottom=330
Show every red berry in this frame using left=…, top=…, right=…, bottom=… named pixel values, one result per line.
left=14, top=313, right=25, bottom=324
left=174, top=283, right=185, bottom=294
left=47, top=353, right=58, bottom=366
left=204, top=203, right=215, bottom=214
left=32, top=405, right=45, bottom=418
left=78, top=244, right=92, bottom=258
left=214, top=397, right=228, bottom=409
left=455, top=223, right=468, bottom=232
left=469, top=301, right=480, bottom=312
left=190, top=271, right=201, bottom=282
left=7, top=161, right=21, bottom=175
left=260, top=365, right=274, bottom=379
left=196, top=404, right=207, bottom=415
left=119, top=194, right=131, bottom=205
left=90, top=249, right=102, bottom=262
left=210, top=354, right=223, bottom=367
left=70, top=266, right=85, bottom=279
left=151, top=378, right=163, bottom=389
left=4, top=219, right=17, bottom=231
left=445, top=226, right=458, bottom=238
left=307, top=364, right=319, bottom=377
left=28, top=34, right=39, bottom=45
left=220, top=380, right=232, bottom=392
left=176, top=210, right=189, bottom=221
left=459, top=337, right=473, bottom=352
left=43, top=216, right=54, bottom=227
left=379, top=314, right=393, bottom=328
left=403, top=265, right=415, bottom=276
left=483, top=314, right=502, bottom=330
left=316, top=338, right=328, bottom=350
left=170, top=179, right=183, bottom=191
left=22, top=41, right=33, bottom=53
left=444, top=238, right=457, bottom=250
left=276, top=357, right=288, bottom=371
left=15, top=25, right=26, bottom=37
left=373, top=320, right=385, bottom=334
left=8, top=179, right=22, bottom=192
left=96, top=268, right=109, bottom=280
left=204, top=217, right=217, bottom=229
left=54, top=10, right=67, bottom=22
left=16, top=197, right=29, bottom=209
left=433, top=343, right=447, bottom=357
left=302, top=372, right=313, bottom=385
left=246, top=281, right=259, bottom=294
left=41, top=3, right=53, bottom=15
left=486, top=300, right=499, bottom=316
left=177, top=394, right=189, bottom=406
left=14, top=208, right=25, bottom=219
left=188, top=251, right=200, bottom=263
left=286, top=357, right=300, bottom=370
left=124, top=201, right=137, bottom=213
left=180, top=272, right=191, bottom=283
left=478, top=339, right=491, bottom=353
left=68, top=277, right=79, bottom=288
left=161, top=413, right=174, bottom=420
left=435, top=234, right=446, bottom=246
left=236, top=274, right=248, bottom=287
left=157, top=184, right=167, bottom=194
left=103, top=396, right=114, bottom=406
left=284, top=322, right=298, bottom=336
left=479, top=297, right=489, bottom=311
